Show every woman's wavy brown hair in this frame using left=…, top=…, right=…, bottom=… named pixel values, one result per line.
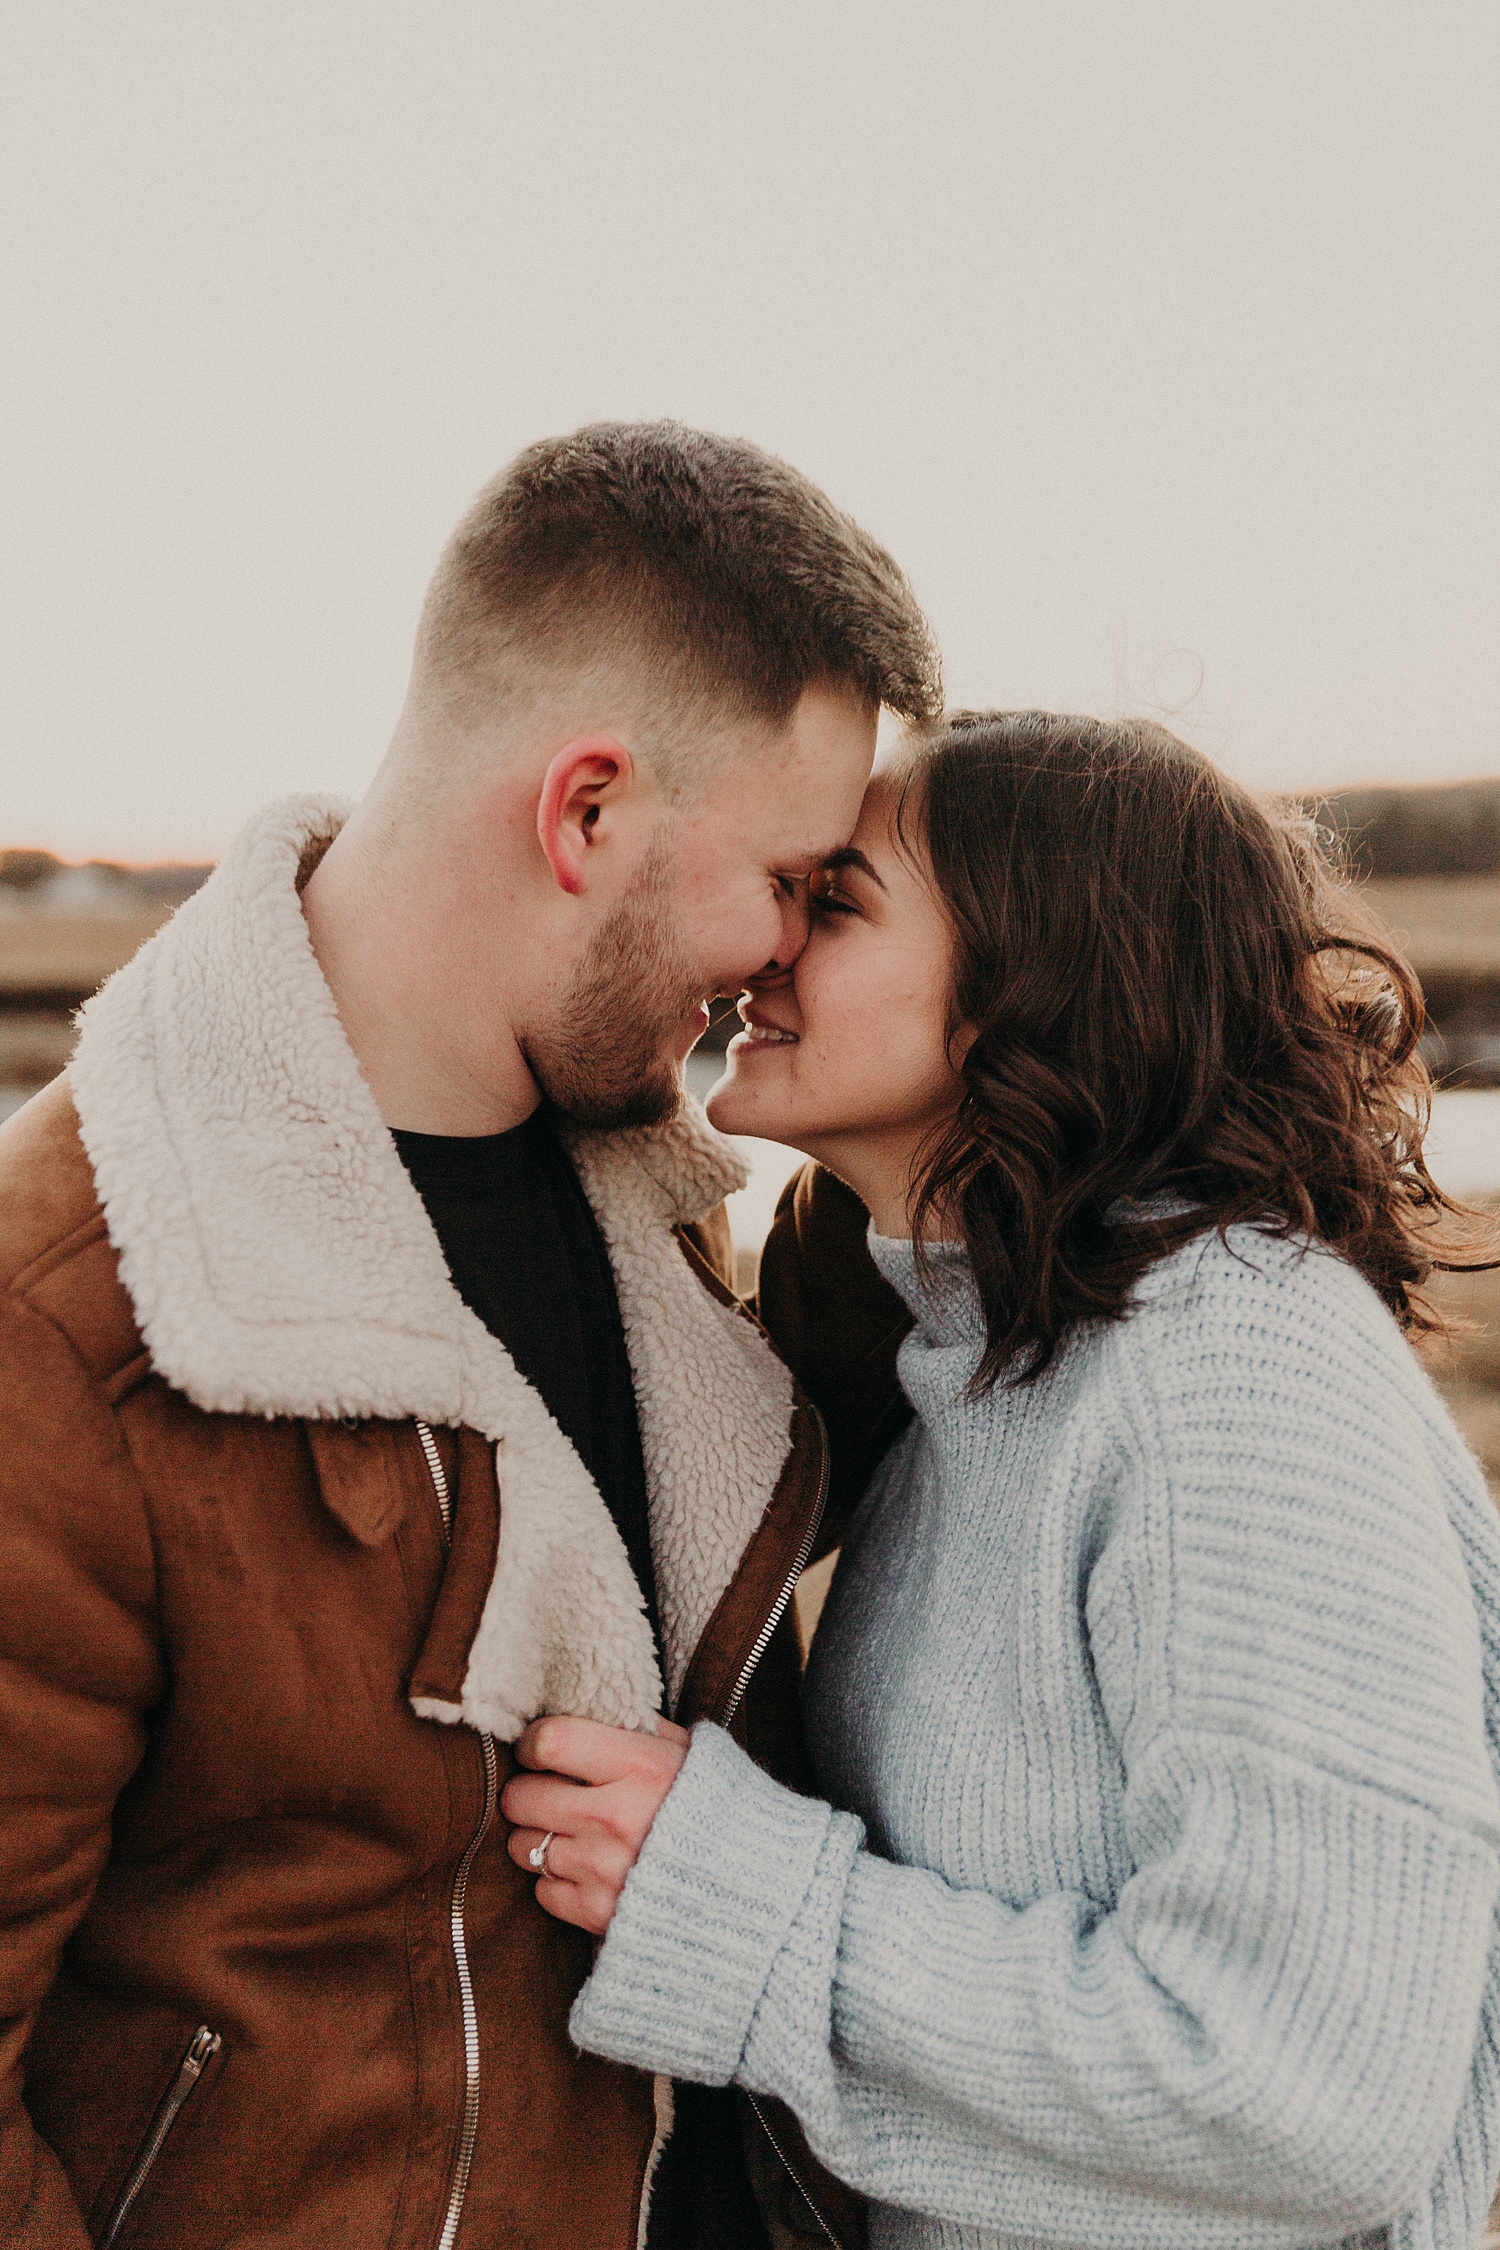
left=897, top=710, right=1494, bottom=1392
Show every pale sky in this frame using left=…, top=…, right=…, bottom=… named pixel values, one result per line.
left=4, top=2, right=1498, bottom=861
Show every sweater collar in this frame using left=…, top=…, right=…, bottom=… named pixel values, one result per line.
left=867, top=1229, right=987, bottom=1350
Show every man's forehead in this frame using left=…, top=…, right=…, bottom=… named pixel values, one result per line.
left=759, top=822, right=859, bottom=874
left=677, top=798, right=854, bottom=874
left=687, top=705, right=873, bottom=863
left=740, top=765, right=871, bottom=867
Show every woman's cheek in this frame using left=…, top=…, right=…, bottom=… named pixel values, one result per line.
left=807, top=970, right=895, bottom=1110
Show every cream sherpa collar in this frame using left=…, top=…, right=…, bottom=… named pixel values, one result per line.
left=69, top=794, right=794, bottom=1738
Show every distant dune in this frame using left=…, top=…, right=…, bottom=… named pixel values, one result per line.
left=0, top=859, right=207, bottom=1115
left=0, top=909, right=177, bottom=1004
left=1320, top=775, right=1500, bottom=880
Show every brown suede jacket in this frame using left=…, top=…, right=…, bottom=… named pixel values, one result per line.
left=0, top=1083, right=871, bottom=2250
left=0, top=798, right=909, bottom=2250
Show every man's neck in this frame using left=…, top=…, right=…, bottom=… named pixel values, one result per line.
left=300, top=814, right=542, bottom=1137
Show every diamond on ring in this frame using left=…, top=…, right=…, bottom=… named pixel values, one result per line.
left=528, top=1831, right=555, bottom=1875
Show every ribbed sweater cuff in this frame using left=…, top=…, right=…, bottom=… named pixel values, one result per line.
left=570, top=1721, right=862, bottom=2084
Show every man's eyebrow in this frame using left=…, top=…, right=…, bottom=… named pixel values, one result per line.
left=820, top=846, right=888, bottom=891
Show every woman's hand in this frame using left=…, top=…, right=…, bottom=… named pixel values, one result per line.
left=502, top=1714, right=691, bottom=1935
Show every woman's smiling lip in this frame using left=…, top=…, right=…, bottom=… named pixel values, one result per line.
left=731, top=995, right=800, bottom=1048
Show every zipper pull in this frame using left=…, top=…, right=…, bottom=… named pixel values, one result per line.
left=98, top=2026, right=222, bottom=2248
left=181, top=2027, right=221, bottom=2076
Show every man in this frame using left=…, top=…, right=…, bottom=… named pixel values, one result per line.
left=0, top=422, right=939, bottom=2248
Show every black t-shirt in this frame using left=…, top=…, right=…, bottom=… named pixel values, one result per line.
left=392, top=1111, right=660, bottom=1656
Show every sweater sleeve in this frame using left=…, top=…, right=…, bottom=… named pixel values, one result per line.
left=573, top=1243, right=1500, bottom=2237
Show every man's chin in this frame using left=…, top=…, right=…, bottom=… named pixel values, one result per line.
left=537, top=1061, right=684, bottom=1134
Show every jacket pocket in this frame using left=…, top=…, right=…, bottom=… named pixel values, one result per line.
left=96, top=2025, right=221, bottom=2247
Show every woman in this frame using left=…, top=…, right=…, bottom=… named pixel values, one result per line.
left=504, top=712, right=1500, bottom=2249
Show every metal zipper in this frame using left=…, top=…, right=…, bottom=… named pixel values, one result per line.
left=720, top=1406, right=844, bottom=2246
left=744, top=2090, right=842, bottom=2248
left=718, top=1405, right=830, bottom=1732
left=98, top=2025, right=220, bottom=2248
left=415, top=1419, right=499, bottom=2250
left=415, top=1419, right=452, bottom=1539
left=417, top=1404, right=835, bottom=2245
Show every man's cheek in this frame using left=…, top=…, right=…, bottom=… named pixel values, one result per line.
left=694, top=915, right=776, bottom=990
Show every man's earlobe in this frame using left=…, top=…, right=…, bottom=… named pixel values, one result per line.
left=536, top=737, right=633, bottom=897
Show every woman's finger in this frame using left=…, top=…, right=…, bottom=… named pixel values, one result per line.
left=507, top=1822, right=635, bottom=1891
left=500, top=1770, right=589, bottom=1834
left=516, top=1713, right=683, bottom=1785
left=507, top=1825, right=574, bottom=1881
left=533, top=1873, right=608, bottom=1935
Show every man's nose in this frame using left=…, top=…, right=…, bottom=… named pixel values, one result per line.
left=769, top=880, right=812, bottom=972
left=714, top=880, right=810, bottom=999
left=742, top=960, right=796, bottom=994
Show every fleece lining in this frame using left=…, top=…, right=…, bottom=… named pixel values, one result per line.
left=69, top=793, right=794, bottom=1737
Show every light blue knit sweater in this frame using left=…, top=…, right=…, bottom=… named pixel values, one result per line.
left=573, top=1225, right=1500, bottom=2249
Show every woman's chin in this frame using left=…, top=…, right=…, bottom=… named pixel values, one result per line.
left=705, top=1063, right=794, bottom=1144
left=703, top=1084, right=754, bottom=1137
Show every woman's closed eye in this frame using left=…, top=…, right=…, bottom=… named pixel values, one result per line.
left=810, top=879, right=860, bottom=918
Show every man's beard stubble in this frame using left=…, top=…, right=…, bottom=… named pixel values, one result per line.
left=521, top=838, right=708, bottom=1131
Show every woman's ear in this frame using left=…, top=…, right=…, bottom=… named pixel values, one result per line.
left=948, top=1017, right=980, bottom=1071
left=536, top=737, right=634, bottom=896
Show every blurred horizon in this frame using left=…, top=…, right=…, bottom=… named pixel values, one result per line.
left=3, top=767, right=1499, bottom=878
left=9, top=770, right=1500, bottom=1112
left=1, top=797, right=1499, bottom=876
left=5, top=2, right=1498, bottom=860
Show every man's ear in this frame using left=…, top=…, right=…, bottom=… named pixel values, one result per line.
left=536, top=737, right=634, bottom=897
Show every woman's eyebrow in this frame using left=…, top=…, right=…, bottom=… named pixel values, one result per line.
left=820, top=846, right=888, bottom=892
